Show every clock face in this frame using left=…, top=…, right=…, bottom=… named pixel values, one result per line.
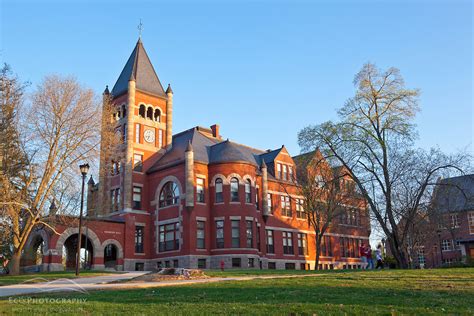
left=144, top=129, right=155, bottom=143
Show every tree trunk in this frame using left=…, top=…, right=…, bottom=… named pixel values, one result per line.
left=314, top=234, right=321, bottom=270
left=9, top=251, right=21, bottom=275
left=387, top=235, right=409, bottom=269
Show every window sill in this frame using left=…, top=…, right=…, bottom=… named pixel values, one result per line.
left=196, top=202, right=206, bottom=205
left=230, top=202, right=241, bottom=205
left=134, top=253, right=146, bottom=256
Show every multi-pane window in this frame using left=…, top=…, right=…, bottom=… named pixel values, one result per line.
left=289, top=166, right=294, bottom=182
left=246, top=220, right=253, bottom=248
left=159, top=222, right=180, bottom=252
left=159, top=181, right=180, bottom=208
left=267, top=193, right=273, bottom=213
left=296, top=199, right=305, bottom=219
left=315, top=175, right=324, bottom=188
left=196, top=221, right=205, bottom=249
left=135, top=226, right=144, bottom=253
left=231, top=220, right=240, bottom=248
left=133, top=154, right=143, bottom=172
left=135, top=123, right=141, bottom=143
left=216, top=220, right=224, bottom=248
left=111, top=188, right=121, bottom=212
left=283, top=231, right=293, bottom=255
left=469, top=212, right=474, bottom=234
left=340, top=237, right=349, bottom=257
left=277, top=163, right=282, bottom=179
left=266, top=230, right=274, bottom=253
left=245, top=180, right=251, bottom=203
left=454, top=240, right=462, bottom=250
left=441, top=239, right=452, bottom=251
left=418, top=248, right=426, bottom=265
left=298, top=233, right=308, bottom=256
left=282, top=165, right=287, bottom=180
left=230, top=178, right=239, bottom=202
left=451, top=214, right=460, bottom=228
left=196, top=178, right=205, bottom=203
left=215, top=178, right=223, bottom=203
left=321, top=235, right=333, bottom=257
left=281, top=195, right=291, bottom=217
left=133, top=186, right=142, bottom=209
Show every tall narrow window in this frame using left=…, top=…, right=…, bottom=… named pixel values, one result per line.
left=133, top=186, right=142, bottom=209
left=289, top=166, right=294, bottom=182
left=196, top=178, right=205, bottom=203
left=246, top=220, right=253, bottom=248
left=158, top=129, right=163, bottom=148
left=146, top=107, right=153, bottom=120
left=296, top=199, right=305, bottom=219
left=133, top=154, right=143, bottom=172
left=230, top=178, right=239, bottom=202
left=123, top=124, right=127, bottom=142
left=216, top=220, right=224, bottom=248
left=281, top=195, right=291, bottom=217
left=196, top=221, right=205, bottom=249
left=116, top=188, right=121, bottom=210
left=110, top=190, right=116, bottom=212
left=139, top=104, right=146, bottom=118
left=135, top=226, right=144, bottom=253
left=215, top=178, right=223, bottom=203
left=255, top=187, right=259, bottom=210
left=159, top=222, right=179, bottom=252
left=267, top=193, right=273, bottom=213
left=298, top=233, right=308, bottom=256
left=154, top=109, right=160, bottom=122
left=283, top=231, right=293, bottom=255
left=231, top=220, right=240, bottom=248
left=266, top=230, right=274, bottom=253
left=282, top=165, right=287, bottom=180
left=135, top=123, right=141, bottom=143
left=277, top=163, right=282, bottom=179
left=245, top=179, right=251, bottom=203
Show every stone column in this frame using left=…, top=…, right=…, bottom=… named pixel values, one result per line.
left=124, top=78, right=136, bottom=211
left=166, top=84, right=173, bottom=149
left=261, top=160, right=269, bottom=216
left=185, top=141, right=194, bottom=208
left=98, top=86, right=110, bottom=216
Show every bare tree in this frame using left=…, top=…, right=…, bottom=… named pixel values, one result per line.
left=1, top=74, right=114, bottom=275
left=298, top=63, right=467, bottom=268
left=293, top=150, right=363, bottom=270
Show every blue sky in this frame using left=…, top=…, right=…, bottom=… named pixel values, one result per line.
left=1, top=0, right=472, bottom=156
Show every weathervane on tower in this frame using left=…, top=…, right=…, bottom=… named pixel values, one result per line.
left=138, top=19, right=143, bottom=39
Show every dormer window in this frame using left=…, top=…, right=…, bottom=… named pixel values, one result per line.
left=282, top=165, right=287, bottom=181
left=277, top=164, right=282, bottom=179
left=289, top=166, right=294, bottom=182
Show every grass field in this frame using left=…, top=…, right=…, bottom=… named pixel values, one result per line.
left=0, top=270, right=121, bottom=286
left=1, top=268, right=473, bottom=315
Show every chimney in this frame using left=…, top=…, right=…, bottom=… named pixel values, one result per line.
left=210, top=124, right=220, bottom=139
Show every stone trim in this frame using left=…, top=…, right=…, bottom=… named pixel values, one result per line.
left=196, top=216, right=207, bottom=221
left=229, top=216, right=241, bottom=220
left=156, top=218, right=180, bottom=225
left=214, top=216, right=225, bottom=221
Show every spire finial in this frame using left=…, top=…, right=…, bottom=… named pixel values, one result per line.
left=138, top=19, right=144, bottom=39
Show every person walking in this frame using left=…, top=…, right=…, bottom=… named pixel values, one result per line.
left=375, top=244, right=384, bottom=269
left=366, top=246, right=374, bottom=269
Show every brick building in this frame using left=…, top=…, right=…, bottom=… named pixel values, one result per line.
left=21, top=39, right=370, bottom=272
left=414, top=174, right=474, bottom=268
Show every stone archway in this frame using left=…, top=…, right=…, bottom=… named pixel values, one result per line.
left=21, top=229, right=50, bottom=272
left=101, top=239, right=124, bottom=271
left=55, top=227, right=102, bottom=270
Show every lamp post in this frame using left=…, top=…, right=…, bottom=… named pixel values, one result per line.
left=75, top=163, right=90, bottom=276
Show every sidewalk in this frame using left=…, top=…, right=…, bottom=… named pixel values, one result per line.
left=0, top=272, right=324, bottom=297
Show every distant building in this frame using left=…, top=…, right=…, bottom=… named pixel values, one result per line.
left=417, top=174, right=474, bottom=268
left=20, top=39, right=370, bottom=272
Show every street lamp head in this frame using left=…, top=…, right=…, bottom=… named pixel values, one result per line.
left=79, top=163, right=90, bottom=176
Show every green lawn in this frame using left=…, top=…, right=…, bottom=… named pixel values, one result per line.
left=1, top=268, right=473, bottom=315
left=0, top=270, right=121, bottom=286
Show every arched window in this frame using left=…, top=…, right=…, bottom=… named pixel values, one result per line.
left=146, top=107, right=153, bottom=120
left=245, top=179, right=251, bottom=203
left=230, top=177, right=239, bottom=202
left=122, top=105, right=127, bottom=118
left=154, top=109, right=161, bottom=122
left=139, top=104, right=146, bottom=118
left=215, top=178, right=223, bottom=203
left=159, top=181, right=180, bottom=208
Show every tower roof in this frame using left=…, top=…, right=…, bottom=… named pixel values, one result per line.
left=111, top=39, right=166, bottom=98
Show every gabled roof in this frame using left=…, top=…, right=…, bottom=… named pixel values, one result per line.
left=111, top=39, right=166, bottom=98
left=147, top=126, right=286, bottom=174
left=431, top=174, right=474, bottom=213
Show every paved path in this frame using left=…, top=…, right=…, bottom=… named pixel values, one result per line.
left=0, top=272, right=323, bottom=297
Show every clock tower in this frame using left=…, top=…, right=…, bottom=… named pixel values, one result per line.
left=97, top=38, right=173, bottom=216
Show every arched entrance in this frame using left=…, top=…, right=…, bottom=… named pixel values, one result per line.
left=20, top=230, right=49, bottom=272
left=104, top=244, right=118, bottom=269
left=62, top=234, right=94, bottom=270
